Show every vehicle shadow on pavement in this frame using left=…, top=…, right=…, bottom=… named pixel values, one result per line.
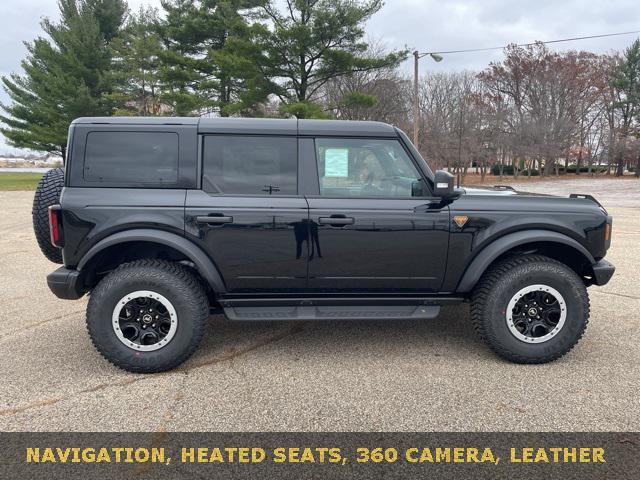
left=186, top=304, right=488, bottom=370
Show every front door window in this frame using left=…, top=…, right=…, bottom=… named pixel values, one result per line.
left=315, top=138, right=423, bottom=197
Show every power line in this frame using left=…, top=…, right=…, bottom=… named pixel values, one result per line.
left=418, top=30, right=640, bottom=57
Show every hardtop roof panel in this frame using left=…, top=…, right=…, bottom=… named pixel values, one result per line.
left=198, top=117, right=297, bottom=135
left=72, top=117, right=198, bottom=125
left=71, top=116, right=398, bottom=138
left=298, top=119, right=396, bottom=137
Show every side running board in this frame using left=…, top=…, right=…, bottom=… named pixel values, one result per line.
left=223, top=305, right=441, bottom=321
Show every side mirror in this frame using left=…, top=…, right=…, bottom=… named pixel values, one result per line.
left=411, top=178, right=426, bottom=197
left=433, top=170, right=455, bottom=198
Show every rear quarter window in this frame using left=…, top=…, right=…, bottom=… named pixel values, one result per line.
left=83, top=131, right=179, bottom=184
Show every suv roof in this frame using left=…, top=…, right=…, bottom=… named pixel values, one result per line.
left=71, top=116, right=398, bottom=137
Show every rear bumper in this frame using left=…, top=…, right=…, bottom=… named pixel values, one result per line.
left=47, top=267, right=85, bottom=300
left=591, top=259, right=615, bottom=286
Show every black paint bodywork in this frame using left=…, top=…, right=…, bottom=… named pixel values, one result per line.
left=47, top=117, right=615, bottom=303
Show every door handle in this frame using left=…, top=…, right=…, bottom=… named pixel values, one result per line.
left=318, top=216, right=355, bottom=226
left=196, top=215, right=233, bottom=224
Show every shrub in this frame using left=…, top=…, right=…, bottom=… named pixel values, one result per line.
left=491, top=164, right=514, bottom=175
left=567, top=165, right=608, bottom=174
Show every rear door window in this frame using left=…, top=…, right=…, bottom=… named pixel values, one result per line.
left=84, top=131, right=179, bottom=184
left=202, top=136, right=297, bottom=195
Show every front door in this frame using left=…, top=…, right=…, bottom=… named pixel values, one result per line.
left=185, top=135, right=309, bottom=293
left=305, top=137, right=450, bottom=292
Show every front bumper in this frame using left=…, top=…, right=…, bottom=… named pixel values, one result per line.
left=47, top=267, right=85, bottom=300
left=591, top=259, right=615, bottom=286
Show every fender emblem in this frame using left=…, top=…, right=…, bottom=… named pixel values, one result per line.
left=453, top=215, right=469, bottom=228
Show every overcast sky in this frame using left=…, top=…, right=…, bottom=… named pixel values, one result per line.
left=1, top=0, right=639, bottom=154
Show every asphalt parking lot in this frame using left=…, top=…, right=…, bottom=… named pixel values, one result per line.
left=1, top=179, right=639, bottom=432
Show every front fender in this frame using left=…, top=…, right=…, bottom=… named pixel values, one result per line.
left=455, top=229, right=595, bottom=293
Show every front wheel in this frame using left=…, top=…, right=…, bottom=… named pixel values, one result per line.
left=470, top=255, right=589, bottom=363
left=86, top=260, right=209, bottom=373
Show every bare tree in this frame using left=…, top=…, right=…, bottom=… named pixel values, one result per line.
left=417, top=71, right=490, bottom=177
left=479, top=43, right=616, bottom=178
left=319, top=41, right=412, bottom=125
left=318, top=39, right=638, bottom=182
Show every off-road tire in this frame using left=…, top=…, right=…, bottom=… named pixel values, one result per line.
left=470, top=254, right=589, bottom=363
left=86, top=260, right=208, bottom=373
left=32, top=167, right=64, bottom=264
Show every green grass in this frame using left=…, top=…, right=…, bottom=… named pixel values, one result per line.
left=0, top=172, right=44, bottom=191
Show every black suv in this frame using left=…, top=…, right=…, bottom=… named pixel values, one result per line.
left=33, top=117, right=615, bottom=372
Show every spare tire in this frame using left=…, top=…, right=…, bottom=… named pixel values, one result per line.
left=32, top=167, right=64, bottom=264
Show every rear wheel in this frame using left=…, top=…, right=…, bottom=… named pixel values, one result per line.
left=32, top=167, right=64, bottom=263
left=86, top=260, right=208, bottom=373
left=471, top=255, right=589, bottom=363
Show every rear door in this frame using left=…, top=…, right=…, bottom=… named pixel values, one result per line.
left=185, top=134, right=309, bottom=293
left=303, top=136, right=450, bottom=292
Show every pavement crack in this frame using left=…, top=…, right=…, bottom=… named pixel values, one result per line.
left=0, top=323, right=307, bottom=418
left=0, top=377, right=141, bottom=417
left=0, top=397, right=63, bottom=416
left=496, top=402, right=527, bottom=414
left=179, top=322, right=307, bottom=373
left=133, top=375, right=189, bottom=476
left=155, top=376, right=188, bottom=433
left=0, top=308, right=86, bottom=341
left=592, top=290, right=639, bottom=300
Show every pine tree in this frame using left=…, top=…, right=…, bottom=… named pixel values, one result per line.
left=611, top=39, right=640, bottom=176
left=0, top=0, right=126, bottom=160
left=109, top=6, right=165, bottom=116
left=217, top=0, right=407, bottom=118
left=158, top=0, right=264, bottom=116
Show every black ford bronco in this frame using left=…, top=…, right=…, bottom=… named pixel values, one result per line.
left=33, top=117, right=615, bottom=373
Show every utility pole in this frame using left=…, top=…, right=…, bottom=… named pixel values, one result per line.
left=412, top=51, right=443, bottom=149
left=413, top=50, right=420, bottom=148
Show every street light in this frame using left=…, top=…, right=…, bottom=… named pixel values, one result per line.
left=413, top=51, right=443, bottom=148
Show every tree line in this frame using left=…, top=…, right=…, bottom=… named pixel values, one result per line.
left=323, top=41, right=640, bottom=179
left=419, top=42, right=640, bottom=179
left=1, top=0, right=405, bottom=160
left=1, top=0, right=639, bottom=179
